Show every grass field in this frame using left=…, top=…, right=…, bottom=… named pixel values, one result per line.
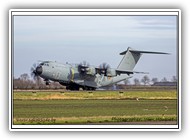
left=12, top=90, right=178, bottom=125
left=13, top=89, right=177, bottom=100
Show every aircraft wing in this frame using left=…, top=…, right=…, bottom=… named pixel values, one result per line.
left=116, top=69, right=149, bottom=75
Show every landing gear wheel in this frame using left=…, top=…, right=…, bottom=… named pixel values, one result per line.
left=83, top=86, right=95, bottom=91
left=45, top=81, right=50, bottom=85
left=66, top=85, right=79, bottom=91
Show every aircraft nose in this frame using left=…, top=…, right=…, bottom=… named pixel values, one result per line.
left=36, top=65, right=42, bottom=75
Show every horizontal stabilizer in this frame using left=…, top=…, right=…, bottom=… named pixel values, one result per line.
left=120, top=48, right=170, bottom=55
left=116, top=69, right=149, bottom=75
left=129, top=50, right=170, bottom=55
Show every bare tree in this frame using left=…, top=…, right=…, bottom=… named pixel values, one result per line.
left=124, top=79, right=130, bottom=89
left=34, top=78, right=44, bottom=89
left=13, top=73, right=67, bottom=90
left=134, top=78, right=140, bottom=86
left=151, top=77, right=158, bottom=84
left=171, top=76, right=177, bottom=82
left=20, top=73, right=30, bottom=89
left=20, top=73, right=29, bottom=81
left=13, top=77, right=22, bottom=89
left=141, top=75, right=150, bottom=85
left=13, top=73, right=35, bottom=89
left=161, top=77, right=168, bottom=82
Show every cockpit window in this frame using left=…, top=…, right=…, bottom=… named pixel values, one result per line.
left=40, top=63, right=49, bottom=66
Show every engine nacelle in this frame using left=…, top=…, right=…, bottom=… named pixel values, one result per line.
left=86, top=67, right=96, bottom=76
left=106, top=69, right=117, bottom=77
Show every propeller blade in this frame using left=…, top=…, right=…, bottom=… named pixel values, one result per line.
left=99, top=62, right=111, bottom=76
left=78, top=61, right=90, bottom=74
left=30, top=63, right=41, bottom=82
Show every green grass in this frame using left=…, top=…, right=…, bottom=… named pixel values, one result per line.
left=13, top=99, right=177, bottom=124
left=13, top=90, right=177, bottom=100
left=12, top=90, right=178, bottom=125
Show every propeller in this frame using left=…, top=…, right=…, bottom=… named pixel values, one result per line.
left=78, top=61, right=90, bottom=75
left=99, top=62, right=111, bottom=76
left=30, top=63, right=42, bottom=82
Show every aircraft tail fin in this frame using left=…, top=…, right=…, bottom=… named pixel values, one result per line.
left=117, top=47, right=169, bottom=71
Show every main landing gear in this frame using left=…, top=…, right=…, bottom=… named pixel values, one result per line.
left=66, top=85, right=95, bottom=91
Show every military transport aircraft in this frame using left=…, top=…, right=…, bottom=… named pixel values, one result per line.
left=31, top=47, right=169, bottom=90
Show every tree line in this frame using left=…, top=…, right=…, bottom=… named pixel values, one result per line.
left=13, top=73, right=177, bottom=90
left=125, top=75, right=177, bottom=86
left=13, top=73, right=64, bottom=90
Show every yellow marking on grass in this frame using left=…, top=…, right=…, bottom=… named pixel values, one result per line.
left=71, top=68, right=74, bottom=81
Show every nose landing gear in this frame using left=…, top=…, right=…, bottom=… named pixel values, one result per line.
left=45, top=80, right=50, bottom=85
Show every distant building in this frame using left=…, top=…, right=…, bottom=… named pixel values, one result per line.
left=152, top=82, right=177, bottom=87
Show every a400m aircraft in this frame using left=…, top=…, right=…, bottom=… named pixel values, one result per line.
left=31, top=47, right=169, bottom=90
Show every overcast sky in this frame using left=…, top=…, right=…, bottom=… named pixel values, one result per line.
left=13, top=15, right=177, bottom=82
